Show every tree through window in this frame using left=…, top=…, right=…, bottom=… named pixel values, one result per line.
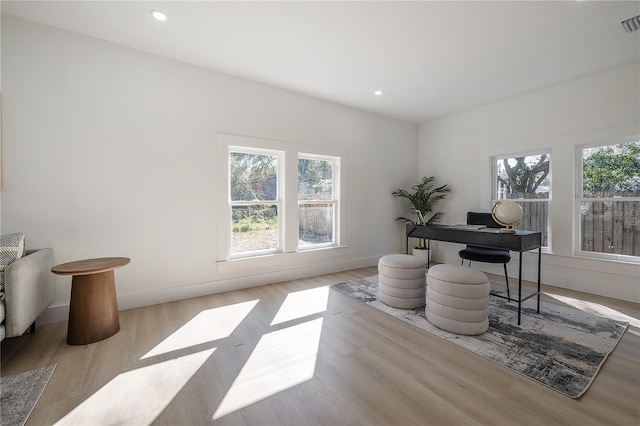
left=494, top=153, right=550, bottom=247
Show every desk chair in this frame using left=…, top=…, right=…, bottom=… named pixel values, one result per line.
left=458, top=212, right=511, bottom=301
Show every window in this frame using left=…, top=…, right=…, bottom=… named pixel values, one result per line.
left=229, top=148, right=282, bottom=256
left=576, top=141, right=640, bottom=260
left=298, top=155, right=338, bottom=249
left=494, top=152, right=551, bottom=247
left=220, top=134, right=342, bottom=261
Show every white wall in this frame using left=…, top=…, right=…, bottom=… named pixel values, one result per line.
left=0, top=10, right=3, bottom=231
left=1, top=15, right=418, bottom=322
left=419, top=62, right=640, bottom=302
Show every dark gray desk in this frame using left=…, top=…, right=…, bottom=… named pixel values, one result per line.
left=406, top=224, right=542, bottom=325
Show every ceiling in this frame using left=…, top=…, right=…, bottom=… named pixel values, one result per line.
left=2, top=1, right=639, bottom=124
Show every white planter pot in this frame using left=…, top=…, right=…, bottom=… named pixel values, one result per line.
left=412, top=247, right=430, bottom=266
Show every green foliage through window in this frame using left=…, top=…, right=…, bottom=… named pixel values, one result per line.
left=230, top=152, right=277, bottom=201
left=579, top=141, right=639, bottom=257
left=582, top=142, right=640, bottom=197
left=298, top=158, right=333, bottom=201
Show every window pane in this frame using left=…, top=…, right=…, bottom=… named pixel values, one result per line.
left=516, top=201, right=549, bottom=247
left=496, top=154, right=550, bottom=200
left=582, top=142, right=640, bottom=198
left=298, top=158, right=333, bottom=201
left=580, top=200, right=639, bottom=256
left=299, top=204, right=334, bottom=246
left=230, top=152, right=277, bottom=201
left=495, top=153, right=550, bottom=248
left=232, top=205, right=278, bottom=254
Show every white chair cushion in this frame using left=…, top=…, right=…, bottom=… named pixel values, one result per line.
left=378, top=284, right=425, bottom=299
left=428, top=263, right=488, bottom=284
left=426, top=286, right=489, bottom=310
left=426, top=310, right=489, bottom=335
left=426, top=298, right=489, bottom=323
left=427, top=276, right=490, bottom=299
left=378, top=273, right=425, bottom=289
left=378, top=291, right=425, bottom=309
left=424, top=263, right=491, bottom=335
left=379, top=254, right=426, bottom=269
left=378, top=264, right=426, bottom=280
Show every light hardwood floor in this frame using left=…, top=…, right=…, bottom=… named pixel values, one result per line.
left=2, top=266, right=639, bottom=425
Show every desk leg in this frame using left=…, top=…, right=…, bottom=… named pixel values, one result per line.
left=537, top=247, right=541, bottom=313
left=518, top=254, right=523, bottom=325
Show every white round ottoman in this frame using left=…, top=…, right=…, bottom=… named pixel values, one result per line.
left=426, top=264, right=490, bottom=335
left=378, top=254, right=426, bottom=309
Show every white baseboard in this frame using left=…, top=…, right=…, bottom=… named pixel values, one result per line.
left=38, top=255, right=381, bottom=325
left=40, top=247, right=637, bottom=328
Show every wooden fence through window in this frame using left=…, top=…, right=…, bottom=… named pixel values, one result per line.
left=510, top=191, right=639, bottom=256
left=580, top=190, right=640, bottom=256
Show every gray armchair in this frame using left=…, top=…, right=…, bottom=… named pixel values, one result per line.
left=1, top=248, right=54, bottom=340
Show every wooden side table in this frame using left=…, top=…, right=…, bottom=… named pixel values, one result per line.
left=52, top=257, right=130, bottom=345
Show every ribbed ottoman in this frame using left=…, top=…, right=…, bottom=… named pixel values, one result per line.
left=377, top=254, right=426, bottom=309
left=426, top=264, right=490, bottom=335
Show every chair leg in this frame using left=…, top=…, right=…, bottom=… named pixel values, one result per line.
left=503, top=263, right=511, bottom=301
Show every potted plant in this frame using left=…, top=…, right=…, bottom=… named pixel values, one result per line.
left=392, top=176, right=451, bottom=261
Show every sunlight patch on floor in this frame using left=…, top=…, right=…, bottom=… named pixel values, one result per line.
left=271, top=286, right=329, bottom=325
left=142, top=300, right=259, bottom=359
left=213, top=317, right=323, bottom=420
left=55, top=349, right=215, bottom=425
left=545, top=292, right=640, bottom=329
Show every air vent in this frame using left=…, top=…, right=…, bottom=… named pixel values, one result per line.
left=621, top=15, right=640, bottom=33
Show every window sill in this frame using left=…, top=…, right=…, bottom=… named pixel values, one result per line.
left=572, top=251, right=640, bottom=265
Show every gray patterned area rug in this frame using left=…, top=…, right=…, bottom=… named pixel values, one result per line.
left=0, top=365, right=56, bottom=426
left=332, top=276, right=628, bottom=398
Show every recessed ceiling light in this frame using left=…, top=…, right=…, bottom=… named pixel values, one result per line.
left=151, top=10, right=167, bottom=22
left=374, top=90, right=384, bottom=96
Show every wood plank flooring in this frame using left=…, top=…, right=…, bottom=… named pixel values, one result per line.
left=2, top=266, right=639, bottom=425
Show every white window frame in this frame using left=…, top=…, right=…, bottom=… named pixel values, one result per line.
left=297, top=153, right=340, bottom=251
left=228, top=146, right=284, bottom=259
left=574, top=137, right=640, bottom=263
left=492, top=150, right=552, bottom=250
left=216, top=133, right=346, bottom=270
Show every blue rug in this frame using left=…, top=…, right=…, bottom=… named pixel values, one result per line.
left=332, top=276, right=628, bottom=398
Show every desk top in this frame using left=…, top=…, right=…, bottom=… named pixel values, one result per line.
left=407, top=225, right=541, bottom=252
left=52, top=257, right=130, bottom=276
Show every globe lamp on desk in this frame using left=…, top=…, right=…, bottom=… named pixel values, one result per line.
left=491, top=200, right=523, bottom=234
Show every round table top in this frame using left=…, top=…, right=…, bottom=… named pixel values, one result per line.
left=52, top=257, right=130, bottom=276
